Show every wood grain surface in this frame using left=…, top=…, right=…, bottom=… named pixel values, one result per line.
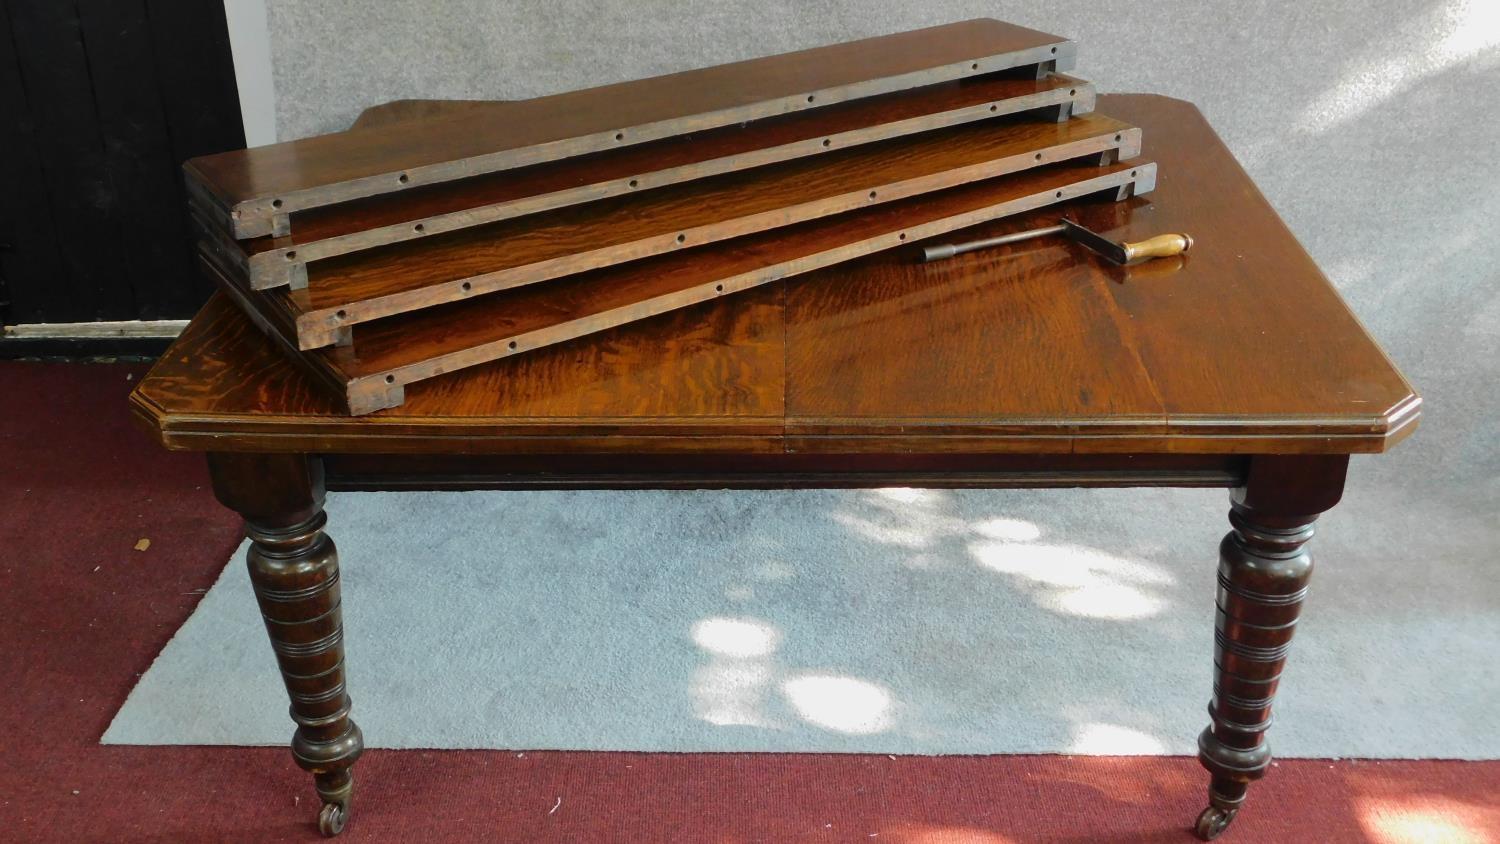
left=185, top=19, right=1073, bottom=238
left=217, top=157, right=1152, bottom=414
left=132, top=95, right=1419, bottom=457
left=230, top=73, right=1095, bottom=289
left=284, top=113, right=1140, bottom=348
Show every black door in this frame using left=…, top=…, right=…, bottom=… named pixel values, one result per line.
left=1, top=0, right=244, bottom=325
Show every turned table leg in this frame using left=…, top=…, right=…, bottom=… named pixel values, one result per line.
left=208, top=453, right=365, bottom=837
left=1194, top=455, right=1348, bottom=840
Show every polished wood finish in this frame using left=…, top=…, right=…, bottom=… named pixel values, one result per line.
left=275, top=113, right=1142, bottom=347
left=187, top=19, right=1073, bottom=238
left=1194, top=454, right=1347, bottom=839
left=224, top=73, right=1096, bottom=289
left=134, top=94, right=1418, bottom=839
left=777, top=96, right=1420, bottom=455
left=206, top=452, right=363, bottom=837
left=205, top=157, right=1153, bottom=413
left=132, top=96, right=1417, bottom=455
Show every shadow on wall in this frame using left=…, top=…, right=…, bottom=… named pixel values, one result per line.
left=1266, top=0, right=1497, bottom=144
left=1196, top=0, right=1500, bottom=508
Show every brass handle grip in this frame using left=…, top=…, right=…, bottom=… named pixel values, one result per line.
left=1121, top=233, right=1193, bottom=262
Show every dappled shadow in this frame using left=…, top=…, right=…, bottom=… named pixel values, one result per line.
left=689, top=613, right=898, bottom=736
left=829, top=487, right=1178, bottom=622
left=967, top=540, right=1173, bottom=622
left=678, top=487, right=1206, bottom=753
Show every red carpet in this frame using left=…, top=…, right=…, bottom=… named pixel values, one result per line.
left=1, top=359, right=1496, bottom=843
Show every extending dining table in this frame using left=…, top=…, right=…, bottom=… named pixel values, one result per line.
left=130, top=94, right=1419, bottom=839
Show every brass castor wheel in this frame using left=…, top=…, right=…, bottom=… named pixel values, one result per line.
left=318, top=801, right=348, bottom=837
left=1194, top=805, right=1236, bottom=840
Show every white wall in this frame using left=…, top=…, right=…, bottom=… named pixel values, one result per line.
left=222, top=0, right=276, bottom=147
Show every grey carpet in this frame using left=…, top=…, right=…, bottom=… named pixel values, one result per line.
left=104, top=484, right=1499, bottom=758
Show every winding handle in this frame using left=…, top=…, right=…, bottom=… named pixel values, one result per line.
left=1122, top=233, right=1193, bottom=261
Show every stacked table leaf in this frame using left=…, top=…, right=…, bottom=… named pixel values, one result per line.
left=185, top=19, right=1158, bottom=415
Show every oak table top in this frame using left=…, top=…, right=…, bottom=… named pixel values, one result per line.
left=133, top=95, right=1419, bottom=458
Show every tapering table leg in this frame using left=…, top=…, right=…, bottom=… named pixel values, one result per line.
left=208, top=453, right=365, bottom=838
left=1194, top=455, right=1347, bottom=840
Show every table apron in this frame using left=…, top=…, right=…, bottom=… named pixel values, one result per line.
left=322, top=452, right=1247, bottom=491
